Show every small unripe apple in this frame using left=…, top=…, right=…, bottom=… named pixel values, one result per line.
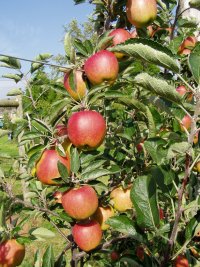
left=193, top=132, right=199, bottom=145
left=84, top=50, right=119, bottom=85
left=92, top=206, right=115, bottom=230
left=62, top=185, right=98, bottom=220
left=176, top=85, right=193, bottom=102
left=67, top=110, right=106, bottom=149
left=36, top=149, right=70, bottom=185
left=0, top=239, right=25, bottom=267
left=64, top=70, right=87, bottom=101
left=126, top=0, right=157, bottom=28
left=110, top=186, right=133, bottom=212
left=180, top=115, right=192, bottom=132
left=174, top=255, right=189, bottom=267
left=72, top=220, right=102, bottom=251
left=109, top=29, right=131, bottom=59
left=110, top=251, right=120, bottom=261
left=194, top=161, right=200, bottom=173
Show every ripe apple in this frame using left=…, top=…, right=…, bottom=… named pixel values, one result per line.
left=55, top=124, right=68, bottom=137
left=0, top=239, right=25, bottom=267
left=72, top=220, right=102, bottom=251
left=110, top=251, right=120, bottom=261
left=174, top=255, right=189, bottom=267
left=92, top=206, right=115, bottom=230
left=126, top=0, right=157, bottom=28
left=176, top=85, right=193, bottom=102
left=64, top=70, right=87, bottom=101
left=62, top=185, right=98, bottom=220
left=109, top=28, right=131, bottom=59
left=136, top=246, right=144, bottom=261
left=84, top=50, right=119, bottom=85
left=36, top=149, right=70, bottom=185
left=110, top=186, right=133, bottom=212
left=180, top=115, right=192, bottom=132
left=67, top=110, right=106, bottom=149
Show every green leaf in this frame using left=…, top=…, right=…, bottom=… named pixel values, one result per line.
left=188, top=43, right=200, bottom=84
left=185, top=217, right=198, bottom=240
left=28, top=150, right=43, bottom=169
left=189, top=0, right=200, bottom=9
left=74, top=39, right=88, bottom=56
left=134, top=73, right=182, bottom=104
left=42, top=245, right=54, bottom=267
left=57, top=161, right=69, bottom=182
left=0, top=55, right=21, bottom=69
left=82, top=169, right=111, bottom=181
left=27, top=144, right=46, bottom=158
left=107, top=215, right=143, bottom=242
left=2, top=73, right=23, bottom=83
left=167, top=142, right=192, bottom=160
left=31, top=53, right=52, bottom=73
left=0, top=167, right=4, bottom=178
left=84, top=40, right=94, bottom=54
left=71, top=147, right=80, bottom=173
left=21, top=131, right=44, bottom=141
left=0, top=204, right=6, bottom=231
left=34, top=250, right=41, bottom=267
left=144, top=138, right=168, bottom=165
left=7, top=88, right=22, bottom=96
left=30, top=228, right=55, bottom=240
left=68, top=70, right=76, bottom=92
left=131, top=176, right=159, bottom=230
left=82, top=160, right=106, bottom=175
left=109, top=38, right=180, bottom=73
left=64, top=32, right=74, bottom=60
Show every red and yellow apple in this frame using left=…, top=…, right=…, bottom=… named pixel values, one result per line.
left=55, top=124, right=68, bottom=137
left=0, top=239, right=25, bottom=267
left=67, top=110, right=106, bottom=149
left=92, top=206, right=115, bottom=230
left=126, top=0, right=157, bottom=28
left=178, top=36, right=197, bottom=55
left=36, top=149, right=70, bottom=185
left=180, top=115, right=192, bottom=132
left=64, top=70, right=87, bottom=101
left=176, top=85, right=193, bottom=102
left=110, top=186, right=133, bottom=212
left=72, top=220, right=102, bottom=251
left=84, top=50, right=119, bottom=85
left=109, top=28, right=131, bottom=59
left=61, top=185, right=98, bottom=220
left=174, top=255, right=189, bottom=267
left=193, top=132, right=199, bottom=145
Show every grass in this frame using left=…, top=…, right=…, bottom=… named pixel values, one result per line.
left=0, top=136, right=71, bottom=266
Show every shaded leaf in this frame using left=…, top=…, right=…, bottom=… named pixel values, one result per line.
left=42, top=245, right=54, bottom=267
left=188, top=43, right=200, bottom=84
left=71, top=147, right=80, bottom=174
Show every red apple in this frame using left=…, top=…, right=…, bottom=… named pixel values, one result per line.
left=110, top=186, right=133, bottom=212
left=64, top=70, right=87, bottom=101
left=84, top=50, right=119, bottom=85
left=36, top=149, right=70, bottom=185
left=176, top=85, right=193, bottom=102
left=110, top=251, right=120, bottom=261
left=92, top=206, right=115, bottom=230
left=55, top=124, right=68, bottom=137
left=174, top=255, right=189, bottom=267
left=130, top=29, right=138, bottom=38
left=180, top=115, right=192, bottom=132
left=109, top=29, right=131, bottom=59
left=67, top=110, right=106, bottom=149
left=72, top=220, right=102, bottom=251
left=0, top=239, right=25, bottom=267
left=61, top=185, right=98, bottom=220
left=126, top=0, right=157, bottom=28
left=136, top=246, right=144, bottom=261
left=159, top=208, right=164, bottom=220
left=182, top=36, right=197, bottom=49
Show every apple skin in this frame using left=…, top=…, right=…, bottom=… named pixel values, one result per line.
left=176, top=85, right=193, bottom=102
left=36, top=149, right=70, bottom=185
left=0, top=239, right=25, bottom=267
left=84, top=50, right=119, bottom=85
left=55, top=124, right=68, bottom=137
left=64, top=70, right=87, bottom=101
left=126, top=0, right=157, bottom=28
left=110, top=251, right=120, bottom=261
left=61, top=185, right=98, bottom=220
left=180, top=115, right=192, bottom=132
left=178, top=36, right=197, bottom=55
left=110, top=186, right=133, bottom=212
left=92, top=206, right=115, bottom=230
left=130, top=29, right=138, bottom=38
left=109, top=29, right=131, bottom=59
left=72, top=220, right=102, bottom=251
left=174, top=255, right=189, bottom=267
left=136, top=246, right=144, bottom=261
left=67, top=110, right=106, bottom=149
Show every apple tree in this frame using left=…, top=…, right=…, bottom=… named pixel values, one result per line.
left=0, top=0, right=200, bottom=266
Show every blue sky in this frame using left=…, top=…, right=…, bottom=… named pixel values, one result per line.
left=0, top=0, right=93, bottom=98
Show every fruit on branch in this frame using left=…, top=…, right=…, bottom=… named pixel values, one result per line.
left=61, top=185, right=98, bottom=220
left=151, top=27, right=173, bottom=37
left=36, top=149, right=70, bottom=185
left=55, top=124, right=68, bottom=137
left=178, top=36, right=197, bottom=55
left=84, top=50, right=119, bottom=85
left=64, top=70, right=87, bottom=101
left=92, top=206, right=115, bottom=230
left=147, top=25, right=155, bottom=37
left=193, top=132, right=199, bottom=145
left=176, top=85, right=193, bottom=102
left=136, top=246, right=144, bottom=261
left=180, top=115, right=192, bottom=132
left=126, top=0, right=157, bottom=28
left=67, top=110, right=106, bottom=149
left=194, top=161, right=200, bottom=173
left=174, top=255, right=189, bottom=267
left=159, top=208, right=164, bottom=220
left=53, top=191, right=63, bottom=204
left=0, top=239, right=25, bottom=267
left=72, top=220, right=102, bottom=251
left=109, top=28, right=131, bottom=59
left=130, top=29, right=138, bottom=38
left=110, top=186, right=133, bottom=212
left=110, top=251, right=120, bottom=261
